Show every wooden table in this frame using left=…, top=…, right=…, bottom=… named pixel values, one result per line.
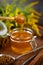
left=0, top=26, right=43, bottom=65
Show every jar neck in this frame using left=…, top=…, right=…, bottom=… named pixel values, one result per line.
left=10, top=28, right=33, bottom=42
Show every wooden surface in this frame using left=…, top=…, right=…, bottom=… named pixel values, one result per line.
left=0, top=37, right=43, bottom=65
left=29, top=49, right=43, bottom=65
left=0, top=26, right=43, bottom=65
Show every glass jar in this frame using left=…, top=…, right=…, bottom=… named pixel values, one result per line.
left=10, top=28, right=37, bottom=54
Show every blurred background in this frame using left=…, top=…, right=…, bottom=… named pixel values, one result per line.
left=0, top=0, right=43, bottom=26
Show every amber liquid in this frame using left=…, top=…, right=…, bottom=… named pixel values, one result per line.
left=10, top=31, right=32, bottom=54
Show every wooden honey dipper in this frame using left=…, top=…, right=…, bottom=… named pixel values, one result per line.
left=0, top=14, right=26, bottom=25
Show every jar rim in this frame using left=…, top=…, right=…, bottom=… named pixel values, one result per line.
left=10, top=28, right=33, bottom=42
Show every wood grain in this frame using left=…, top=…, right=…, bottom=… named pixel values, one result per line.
left=29, top=49, right=43, bottom=65
left=0, top=26, right=43, bottom=65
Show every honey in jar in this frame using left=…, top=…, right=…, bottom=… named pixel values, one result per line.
left=10, top=28, right=33, bottom=54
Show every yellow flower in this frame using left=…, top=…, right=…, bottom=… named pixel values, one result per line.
left=9, top=13, right=14, bottom=17
left=5, top=20, right=14, bottom=30
left=15, top=8, right=20, bottom=15
left=32, top=23, right=41, bottom=36
left=6, top=4, right=11, bottom=15
left=28, top=1, right=39, bottom=7
left=33, top=10, right=41, bottom=16
left=28, top=12, right=41, bottom=36
left=28, top=12, right=40, bottom=25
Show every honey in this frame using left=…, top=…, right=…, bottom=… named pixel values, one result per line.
left=10, top=28, right=33, bottom=54
left=14, top=14, right=26, bottom=25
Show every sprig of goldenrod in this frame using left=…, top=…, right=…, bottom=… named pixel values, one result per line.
left=28, top=12, right=41, bottom=36
left=0, top=0, right=42, bottom=36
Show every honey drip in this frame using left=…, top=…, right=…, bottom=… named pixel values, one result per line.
left=11, top=14, right=32, bottom=54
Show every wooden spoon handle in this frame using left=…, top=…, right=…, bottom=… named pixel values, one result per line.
left=29, top=49, right=43, bottom=65
left=0, top=16, right=14, bottom=20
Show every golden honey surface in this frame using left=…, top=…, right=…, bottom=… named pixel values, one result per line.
left=10, top=30, right=32, bottom=54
